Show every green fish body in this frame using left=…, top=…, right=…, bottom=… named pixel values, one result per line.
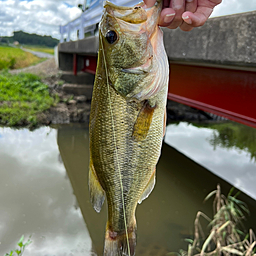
left=89, top=1, right=169, bottom=255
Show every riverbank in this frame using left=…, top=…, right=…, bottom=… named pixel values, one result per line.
left=1, top=58, right=91, bottom=128
left=2, top=58, right=227, bottom=128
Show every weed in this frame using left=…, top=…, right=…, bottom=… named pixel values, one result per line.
left=171, top=185, right=256, bottom=256
left=4, top=235, right=32, bottom=256
left=0, top=71, right=56, bottom=127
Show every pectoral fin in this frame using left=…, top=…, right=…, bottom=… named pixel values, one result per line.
left=132, top=101, right=156, bottom=141
left=138, top=168, right=156, bottom=204
left=89, top=160, right=105, bottom=213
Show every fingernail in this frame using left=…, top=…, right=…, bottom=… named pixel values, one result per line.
left=164, top=13, right=175, bottom=23
left=182, top=15, right=192, bottom=24
left=186, top=0, right=193, bottom=2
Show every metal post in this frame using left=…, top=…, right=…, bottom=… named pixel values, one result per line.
left=79, top=16, right=84, bottom=40
left=73, top=54, right=77, bottom=76
left=67, top=25, right=71, bottom=42
left=60, top=26, right=64, bottom=43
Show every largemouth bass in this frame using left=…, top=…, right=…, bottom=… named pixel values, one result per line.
left=89, top=0, right=169, bottom=255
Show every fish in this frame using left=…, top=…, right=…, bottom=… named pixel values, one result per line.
left=89, top=0, right=169, bottom=255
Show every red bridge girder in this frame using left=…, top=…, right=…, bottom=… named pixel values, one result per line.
left=168, top=64, right=256, bottom=129
left=78, top=55, right=256, bottom=129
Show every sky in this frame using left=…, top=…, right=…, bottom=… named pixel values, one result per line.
left=0, top=0, right=256, bottom=40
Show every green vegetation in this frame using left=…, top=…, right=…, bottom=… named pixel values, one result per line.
left=173, top=185, right=256, bottom=256
left=4, top=235, right=32, bottom=256
left=208, top=122, right=256, bottom=162
left=190, top=121, right=256, bottom=162
left=0, top=46, right=41, bottom=70
left=1, top=31, right=58, bottom=47
left=0, top=71, right=57, bottom=126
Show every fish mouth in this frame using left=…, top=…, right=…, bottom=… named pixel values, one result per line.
left=122, top=56, right=153, bottom=74
left=104, top=0, right=161, bottom=25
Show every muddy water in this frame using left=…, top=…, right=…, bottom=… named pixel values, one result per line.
left=0, top=127, right=93, bottom=255
left=0, top=122, right=256, bottom=255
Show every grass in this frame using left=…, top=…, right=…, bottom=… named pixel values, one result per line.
left=0, top=46, right=42, bottom=70
left=0, top=70, right=58, bottom=126
left=172, top=185, right=256, bottom=256
left=23, top=46, right=54, bottom=55
left=4, top=235, right=32, bottom=256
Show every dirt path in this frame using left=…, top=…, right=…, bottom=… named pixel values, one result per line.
left=21, top=47, right=53, bottom=59
left=10, top=58, right=59, bottom=77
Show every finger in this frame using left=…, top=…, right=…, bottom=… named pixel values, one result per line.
left=168, top=0, right=185, bottom=29
left=158, top=8, right=176, bottom=27
left=179, top=22, right=194, bottom=31
left=178, top=0, right=197, bottom=31
left=182, top=6, right=213, bottom=27
left=143, top=0, right=156, bottom=8
left=179, top=0, right=222, bottom=31
left=185, top=0, right=197, bottom=13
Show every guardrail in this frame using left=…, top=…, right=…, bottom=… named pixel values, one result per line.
left=59, top=0, right=141, bottom=43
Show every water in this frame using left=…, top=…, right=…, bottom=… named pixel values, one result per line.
left=0, top=122, right=256, bottom=255
left=165, top=122, right=256, bottom=200
left=0, top=127, right=92, bottom=255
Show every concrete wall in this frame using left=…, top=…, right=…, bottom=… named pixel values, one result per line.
left=58, top=36, right=99, bottom=54
left=163, top=11, right=256, bottom=68
left=58, top=36, right=99, bottom=71
left=58, top=11, right=256, bottom=70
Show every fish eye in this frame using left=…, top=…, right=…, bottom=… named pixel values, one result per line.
left=105, top=30, right=118, bottom=44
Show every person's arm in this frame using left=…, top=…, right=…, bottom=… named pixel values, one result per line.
left=143, top=0, right=222, bottom=31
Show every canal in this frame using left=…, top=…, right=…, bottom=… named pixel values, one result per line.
left=0, top=120, right=255, bottom=255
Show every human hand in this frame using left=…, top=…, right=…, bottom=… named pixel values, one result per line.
left=143, top=0, right=222, bottom=31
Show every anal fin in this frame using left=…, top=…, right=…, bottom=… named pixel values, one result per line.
left=132, top=100, right=156, bottom=141
left=138, top=168, right=156, bottom=204
left=89, top=160, right=105, bottom=213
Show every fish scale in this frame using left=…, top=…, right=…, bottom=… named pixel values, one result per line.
left=89, top=0, right=169, bottom=255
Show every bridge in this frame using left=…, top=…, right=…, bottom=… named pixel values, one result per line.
left=58, top=10, right=256, bottom=129
left=59, top=0, right=146, bottom=42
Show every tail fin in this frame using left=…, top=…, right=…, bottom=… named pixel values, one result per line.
left=104, top=224, right=137, bottom=256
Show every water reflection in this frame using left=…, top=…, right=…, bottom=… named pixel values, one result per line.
left=0, top=123, right=256, bottom=256
left=57, top=124, right=256, bottom=255
left=0, top=127, right=93, bottom=255
left=208, top=122, right=256, bottom=162
left=165, top=122, right=256, bottom=200
left=57, top=125, right=106, bottom=255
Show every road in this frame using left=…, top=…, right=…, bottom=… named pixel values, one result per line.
left=21, top=46, right=53, bottom=59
